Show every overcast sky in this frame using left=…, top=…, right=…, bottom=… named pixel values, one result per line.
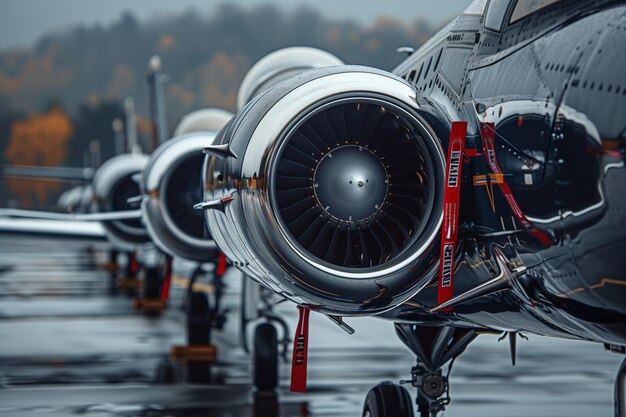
left=0, top=0, right=473, bottom=50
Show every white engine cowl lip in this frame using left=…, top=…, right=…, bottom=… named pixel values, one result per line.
left=92, top=152, right=151, bottom=247
left=141, top=196, right=217, bottom=262
left=141, top=132, right=221, bottom=262
left=206, top=67, right=447, bottom=315
left=143, top=133, right=217, bottom=195
left=92, top=153, right=149, bottom=204
left=237, top=46, right=344, bottom=111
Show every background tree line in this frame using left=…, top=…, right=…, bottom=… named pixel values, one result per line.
left=0, top=4, right=437, bottom=207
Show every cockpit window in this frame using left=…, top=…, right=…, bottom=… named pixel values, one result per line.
left=463, top=0, right=488, bottom=15
left=510, top=0, right=561, bottom=23
left=484, top=0, right=510, bottom=32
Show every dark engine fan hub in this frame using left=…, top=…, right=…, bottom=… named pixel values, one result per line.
left=313, top=145, right=388, bottom=223
left=274, top=99, right=434, bottom=269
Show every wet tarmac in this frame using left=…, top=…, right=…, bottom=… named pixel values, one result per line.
left=0, top=234, right=623, bottom=417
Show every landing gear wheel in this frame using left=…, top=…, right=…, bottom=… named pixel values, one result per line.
left=187, top=291, right=212, bottom=383
left=144, top=267, right=161, bottom=299
left=363, top=381, right=414, bottom=417
left=253, top=391, right=279, bottom=417
left=254, top=323, right=278, bottom=391
left=108, top=249, right=118, bottom=293
left=187, top=292, right=211, bottom=344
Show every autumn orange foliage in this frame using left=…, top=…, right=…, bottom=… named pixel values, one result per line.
left=4, top=106, right=73, bottom=207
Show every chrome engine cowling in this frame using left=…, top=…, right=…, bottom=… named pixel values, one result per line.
left=203, top=66, right=447, bottom=315
left=173, top=108, right=233, bottom=137
left=236, top=46, right=343, bottom=110
left=57, top=185, right=94, bottom=213
left=92, top=153, right=150, bottom=248
left=141, top=109, right=233, bottom=262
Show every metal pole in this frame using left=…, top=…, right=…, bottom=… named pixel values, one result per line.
left=112, top=117, right=125, bottom=155
left=147, top=55, right=169, bottom=150
left=124, top=97, right=141, bottom=154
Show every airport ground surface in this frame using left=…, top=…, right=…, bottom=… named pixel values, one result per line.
left=0, top=234, right=622, bottom=417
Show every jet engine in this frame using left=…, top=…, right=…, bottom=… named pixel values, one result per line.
left=236, top=46, right=343, bottom=110
left=173, top=108, right=234, bottom=137
left=202, top=66, right=448, bottom=315
left=57, top=185, right=94, bottom=213
left=141, top=109, right=233, bottom=262
left=92, top=153, right=150, bottom=248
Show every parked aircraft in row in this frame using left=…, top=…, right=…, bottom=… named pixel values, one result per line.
left=2, top=0, right=625, bottom=415
left=196, top=0, right=626, bottom=415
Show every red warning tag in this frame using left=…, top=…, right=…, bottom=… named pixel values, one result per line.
left=160, top=256, right=173, bottom=303
left=216, top=252, right=227, bottom=277
left=437, top=121, right=468, bottom=310
left=290, top=305, right=311, bottom=392
left=129, top=252, right=139, bottom=275
left=479, top=123, right=552, bottom=247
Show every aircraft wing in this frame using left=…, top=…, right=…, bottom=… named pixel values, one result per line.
left=0, top=217, right=107, bottom=239
left=0, top=208, right=143, bottom=240
left=0, top=165, right=94, bottom=182
left=0, top=208, right=143, bottom=222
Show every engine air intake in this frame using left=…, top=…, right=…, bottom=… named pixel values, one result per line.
left=274, top=99, right=433, bottom=269
left=203, top=66, right=447, bottom=315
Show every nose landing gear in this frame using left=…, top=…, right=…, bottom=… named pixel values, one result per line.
left=162, top=260, right=227, bottom=384
left=254, top=322, right=279, bottom=391
left=363, top=381, right=414, bottom=417
left=241, top=278, right=290, bottom=392
left=363, top=324, right=477, bottom=417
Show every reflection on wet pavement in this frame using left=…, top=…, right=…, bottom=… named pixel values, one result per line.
left=0, top=235, right=622, bottom=417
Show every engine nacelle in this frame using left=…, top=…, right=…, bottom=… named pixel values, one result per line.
left=203, top=66, right=447, bottom=315
left=92, top=153, right=150, bottom=249
left=141, top=109, right=233, bottom=262
left=173, top=108, right=233, bottom=137
left=236, top=46, right=343, bottom=110
left=57, top=185, right=94, bottom=213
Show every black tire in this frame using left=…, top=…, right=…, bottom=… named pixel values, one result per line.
left=143, top=267, right=161, bottom=299
left=108, top=250, right=118, bottom=294
left=253, top=391, right=279, bottom=417
left=187, top=292, right=212, bottom=383
left=254, top=323, right=278, bottom=391
left=187, top=292, right=211, bottom=345
left=363, top=381, right=414, bottom=417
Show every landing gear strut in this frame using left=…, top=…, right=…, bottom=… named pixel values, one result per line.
left=617, top=356, right=626, bottom=417
left=158, top=260, right=226, bottom=384
left=133, top=252, right=169, bottom=315
left=363, top=324, right=477, bottom=417
left=143, top=266, right=162, bottom=299
left=180, top=262, right=227, bottom=383
left=107, top=249, right=119, bottom=293
left=241, top=277, right=290, bottom=391
left=185, top=290, right=214, bottom=383
left=116, top=251, right=141, bottom=293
